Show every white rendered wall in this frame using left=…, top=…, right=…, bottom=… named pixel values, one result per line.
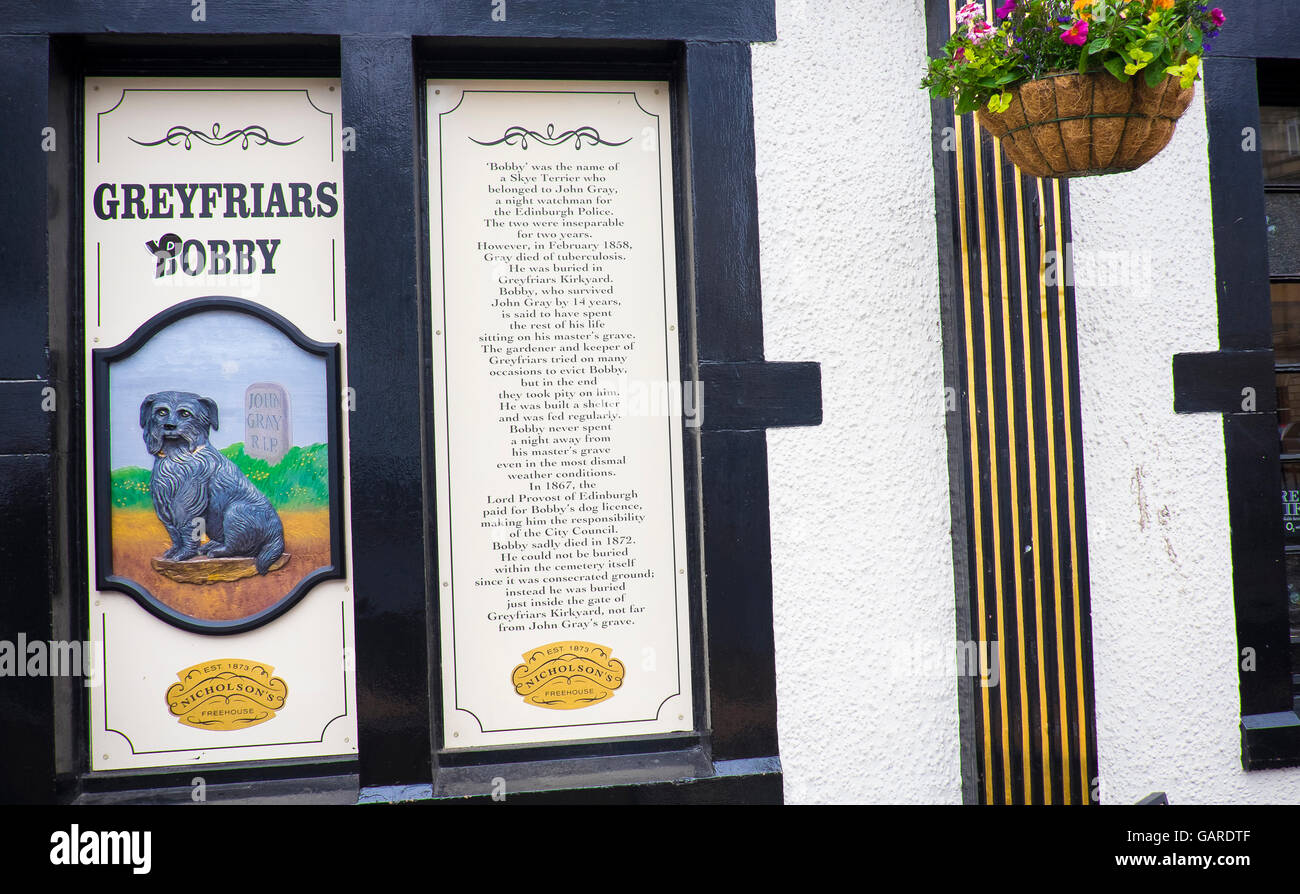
left=753, top=3, right=1300, bottom=804
left=752, top=0, right=964, bottom=804
left=1071, top=84, right=1300, bottom=804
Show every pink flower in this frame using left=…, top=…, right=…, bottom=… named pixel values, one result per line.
left=995, top=0, right=1016, bottom=19
left=1210, top=8, right=1226, bottom=26
left=970, top=20, right=996, bottom=44
left=955, top=46, right=967, bottom=62
left=1060, top=19, right=1089, bottom=46
left=956, top=1, right=983, bottom=25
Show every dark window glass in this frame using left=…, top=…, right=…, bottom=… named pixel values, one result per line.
left=1262, top=105, right=1300, bottom=184
left=1262, top=72, right=1300, bottom=681
left=1266, top=192, right=1300, bottom=277
left=1288, top=554, right=1300, bottom=635
left=1283, top=464, right=1300, bottom=542
left=1271, top=282, right=1300, bottom=364
left=1276, top=371, right=1300, bottom=454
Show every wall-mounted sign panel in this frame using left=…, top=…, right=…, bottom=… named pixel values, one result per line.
left=427, top=80, right=694, bottom=748
left=84, top=78, right=356, bottom=770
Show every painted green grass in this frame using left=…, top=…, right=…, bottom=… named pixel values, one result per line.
left=110, top=442, right=330, bottom=510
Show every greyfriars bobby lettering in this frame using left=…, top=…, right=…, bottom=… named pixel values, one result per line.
left=141, top=390, right=286, bottom=575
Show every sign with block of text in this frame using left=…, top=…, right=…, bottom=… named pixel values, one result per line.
left=427, top=80, right=694, bottom=748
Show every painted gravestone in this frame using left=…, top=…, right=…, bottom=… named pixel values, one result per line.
left=245, top=382, right=292, bottom=463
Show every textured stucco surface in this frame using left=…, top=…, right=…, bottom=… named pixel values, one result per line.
left=1071, top=84, right=1300, bottom=804
left=752, top=0, right=964, bottom=804
left=753, top=5, right=1300, bottom=804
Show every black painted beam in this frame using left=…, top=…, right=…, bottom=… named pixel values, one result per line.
left=679, top=41, right=781, bottom=765
left=0, top=0, right=776, bottom=42
left=0, top=35, right=57, bottom=806
left=1224, top=413, right=1294, bottom=717
left=0, top=455, right=58, bottom=804
left=1171, top=350, right=1276, bottom=415
left=1211, top=0, right=1300, bottom=60
left=0, top=36, right=52, bottom=380
left=683, top=41, right=765, bottom=363
left=699, top=430, right=780, bottom=761
left=698, top=361, right=822, bottom=431
left=342, top=36, right=434, bottom=790
left=0, top=380, right=53, bottom=456
left=1205, top=57, right=1271, bottom=350
left=1202, top=54, right=1297, bottom=728
left=1242, top=711, right=1300, bottom=770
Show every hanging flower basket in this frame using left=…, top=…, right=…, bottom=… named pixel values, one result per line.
left=921, top=1, right=1226, bottom=180
left=975, top=69, right=1196, bottom=178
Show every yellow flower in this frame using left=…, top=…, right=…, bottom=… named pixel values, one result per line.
left=1123, top=43, right=1154, bottom=75
left=1165, top=54, right=1201, bottom=89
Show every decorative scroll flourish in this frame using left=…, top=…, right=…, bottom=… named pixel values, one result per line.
left=130, top=123, right=303, bottom=150
left=470, top=123, right=630, bottom=150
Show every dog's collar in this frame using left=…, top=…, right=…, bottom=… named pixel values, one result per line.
left=156, top=443, right=205, bottom=458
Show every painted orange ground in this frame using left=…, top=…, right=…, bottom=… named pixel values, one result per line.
left=111, top=507, right=332, bottom=621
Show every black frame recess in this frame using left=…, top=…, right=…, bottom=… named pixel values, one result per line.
left=1170, top=0, right=1300, bottom=769
left=415, top=55, right=714, bottom=777
left=0, top=1, right=824, bottom=805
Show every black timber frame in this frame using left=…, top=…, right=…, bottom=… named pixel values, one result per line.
left=0, top=1, right=824, bottom=804
left=1169, top=0, right=1300, bottom=769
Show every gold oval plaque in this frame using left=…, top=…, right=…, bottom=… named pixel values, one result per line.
left=165, top=659, right=288, bottom=730
left=511, top=641, right=625, bottom=710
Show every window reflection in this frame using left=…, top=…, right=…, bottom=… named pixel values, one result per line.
left=1266, top=193, right=1300, bottom=277
left=1277, top=372, right=1300, bottom=454
left=1262, top=106, right=1300, bottom=184
left=1272, top=283, right=1300, bottom=364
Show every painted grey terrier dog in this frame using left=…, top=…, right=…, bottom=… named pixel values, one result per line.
left=140, top=391, right=285, bottom=574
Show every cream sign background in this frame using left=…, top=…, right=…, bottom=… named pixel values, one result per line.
left=84, top=78, right=356, bottom=770
left=427, top=80, right=694, bottom=748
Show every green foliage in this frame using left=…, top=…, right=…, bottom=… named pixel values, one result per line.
left=110, top=466, right=152, bottom=510
left=110, top=442, right=330, bottom=511
left=921, top=1, right=1225, bottom=115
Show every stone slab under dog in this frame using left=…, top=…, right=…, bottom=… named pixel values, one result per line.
left=152, top=553, right=290, bottom=584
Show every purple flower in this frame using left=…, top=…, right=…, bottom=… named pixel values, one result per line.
left=1210, top=8, right=1226, bottom=26
left=996, top=0, right=1016, bottom=19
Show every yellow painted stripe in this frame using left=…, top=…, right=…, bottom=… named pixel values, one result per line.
left=942, top=1, right=1092, bottom=805
left=970, top=112, right=1013, bottom=805
left=949, top=0, right=994, bottom=805
left=1014, top=170, right=1052, bottom=805
left=952, top=103, right=994, bottom=809
left=991, top=137, right=1032, bottom=803
left=1053, top=179, right=1092, bottom=803
left=1038, top=179, right=1073, bottom=804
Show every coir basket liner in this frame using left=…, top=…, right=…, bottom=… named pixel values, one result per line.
left=976, top=70, right=1196, bottom=178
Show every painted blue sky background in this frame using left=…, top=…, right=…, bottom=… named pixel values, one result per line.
left=109, top=310, right=328, bottom=469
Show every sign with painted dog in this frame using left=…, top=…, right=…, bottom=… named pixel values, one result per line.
left=84, top=78, right=356, bottom=771
left=92, top=297, right=342, bottom=631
